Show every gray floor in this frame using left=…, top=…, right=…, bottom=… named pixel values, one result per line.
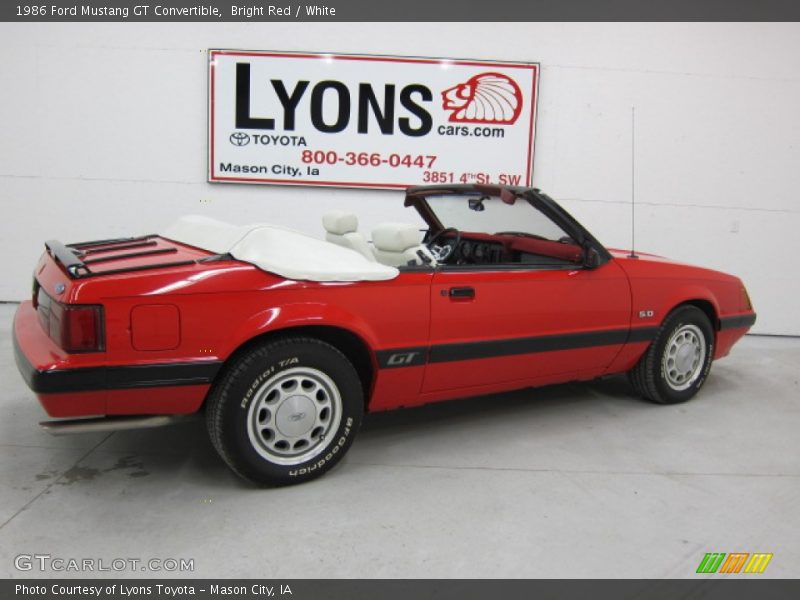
left=0, top=303, right=798, bottom=579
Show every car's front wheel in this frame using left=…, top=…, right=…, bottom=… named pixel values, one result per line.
left=629, top=305, right=715, bottom=404
left=206, top=337, right=364, bottom=486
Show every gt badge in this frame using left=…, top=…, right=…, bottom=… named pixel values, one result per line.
left=387, top=352, right=419, bottom=366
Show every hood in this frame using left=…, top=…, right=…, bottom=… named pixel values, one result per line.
left=607, top=248, right=742, bottom=285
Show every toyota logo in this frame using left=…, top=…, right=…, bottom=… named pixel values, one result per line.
left=229, top=132, right=250, bottom=146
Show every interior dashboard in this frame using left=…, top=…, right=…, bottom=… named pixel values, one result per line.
left=433, top=230, right=583, bottom=267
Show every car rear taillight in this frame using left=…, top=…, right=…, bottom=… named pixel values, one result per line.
left=36, top=287, right=105, bottom=353
left=50, top=303, right=104, bottom=353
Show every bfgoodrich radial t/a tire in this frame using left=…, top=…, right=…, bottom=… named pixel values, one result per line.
left=206, top=337, right=364, bottom=486
left=629, top=305, right=715, bottom=405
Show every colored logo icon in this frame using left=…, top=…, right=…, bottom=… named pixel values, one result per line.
left=441, top=72, right=523, bottom=124
left=696, top=552, right=773, bottom=574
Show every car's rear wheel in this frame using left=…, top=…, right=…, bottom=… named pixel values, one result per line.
left=206, top=337, right=364, bottom=486
left=629, top=305, right=715, bottom=404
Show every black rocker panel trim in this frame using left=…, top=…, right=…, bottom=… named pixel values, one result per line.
left=719, top=313, right=757, bottom=331
left=17, top=324, right=664, bottom=390
left=377, top=327, right=658, bottom=369
left=428, top=327, right=657, bottom=364
left=14, top=337, right=222, bottom=395
left=627, top=327, right=660, bottom=343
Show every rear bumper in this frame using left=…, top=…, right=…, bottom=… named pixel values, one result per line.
left=13, top=300, right=93, bottom=391
left=13, top=301, right=217, bottom=418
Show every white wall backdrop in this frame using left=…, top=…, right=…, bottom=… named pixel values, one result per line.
left=1, top=23, right=798, bottom=335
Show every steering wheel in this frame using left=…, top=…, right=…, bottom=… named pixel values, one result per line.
left=427, top=228, right=461, bottom=262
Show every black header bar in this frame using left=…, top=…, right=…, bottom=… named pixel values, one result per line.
left=3, top=0, right=800, bottom=22
left=4, top=579, right=800, bottom=600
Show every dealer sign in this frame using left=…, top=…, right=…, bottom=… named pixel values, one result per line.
left=209, top=50, right=539, bottom=189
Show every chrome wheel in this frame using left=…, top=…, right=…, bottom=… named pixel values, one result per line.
left=662, top=324, right=707, bottom=391
left=246, top=367, right=342, bottom=466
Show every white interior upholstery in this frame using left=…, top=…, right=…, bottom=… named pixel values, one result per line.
left=322, top=210, right=358, bottom=235
left=162, top=216, right=398, bottom=282
left=322, top=210, right=375, bottom=262
left=371, top=222, right=436, bottom=267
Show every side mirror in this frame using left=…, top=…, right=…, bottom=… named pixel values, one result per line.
left=583, top=247, right=602, bottom=269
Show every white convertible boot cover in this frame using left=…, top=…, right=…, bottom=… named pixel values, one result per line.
left=162, top=215, right=398, bottom=282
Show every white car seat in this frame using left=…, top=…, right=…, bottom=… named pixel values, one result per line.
left=322, top=211, right=376, bottom=262
left=372, top=223, right=436, bottom=267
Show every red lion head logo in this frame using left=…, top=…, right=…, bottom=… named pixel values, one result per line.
left=441, top=72, right=523, bottom=124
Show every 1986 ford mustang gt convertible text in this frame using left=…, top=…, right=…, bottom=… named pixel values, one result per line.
left=14, top=185, right=756, bottom=485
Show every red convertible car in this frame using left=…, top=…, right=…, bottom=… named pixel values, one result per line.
left=13, top=185, right=756, bottom=485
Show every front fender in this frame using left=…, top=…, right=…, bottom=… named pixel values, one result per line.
left=655, top=284, right=722, bottom=327
left=606, top=279, right=725, bottom=374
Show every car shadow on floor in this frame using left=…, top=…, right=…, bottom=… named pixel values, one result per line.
left=358, top=373, right=642, bottom=434
left=72, top=374, right=645, bottom=489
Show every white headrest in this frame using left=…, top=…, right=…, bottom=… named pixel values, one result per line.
left=323, top=211, right=358, bottom=235
left=372, top=223, right=421, bottom=252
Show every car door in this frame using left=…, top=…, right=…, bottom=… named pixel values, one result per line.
left=422, top=260, right=631, bottom=393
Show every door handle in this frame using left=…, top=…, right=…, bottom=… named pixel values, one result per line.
left=448, top=286, right=475, bottom=299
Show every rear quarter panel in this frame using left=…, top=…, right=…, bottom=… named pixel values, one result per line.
left=65, top=259, right=433, bottom=412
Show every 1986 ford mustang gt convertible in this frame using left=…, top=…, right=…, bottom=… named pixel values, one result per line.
left=14, top=185, right=756, bottom=485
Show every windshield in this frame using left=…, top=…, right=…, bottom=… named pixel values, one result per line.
left=423, top=194, right=569, bottom=241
